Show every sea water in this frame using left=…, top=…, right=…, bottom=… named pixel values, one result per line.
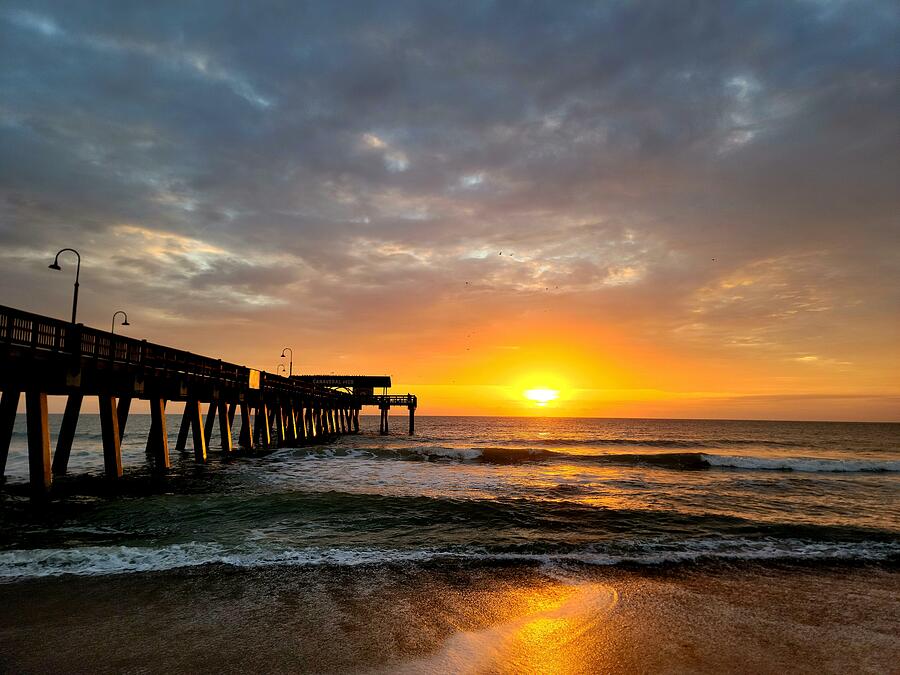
left=0, top=415, right=898, bottom=578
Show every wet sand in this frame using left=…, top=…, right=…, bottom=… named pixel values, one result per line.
left=0, top=562, right=897, bottom=674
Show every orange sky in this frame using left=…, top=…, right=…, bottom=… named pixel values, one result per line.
left=1, top=2, right=898, bottom=421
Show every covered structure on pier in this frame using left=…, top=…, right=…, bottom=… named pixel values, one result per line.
left=294, top=375, right=416, bottom=435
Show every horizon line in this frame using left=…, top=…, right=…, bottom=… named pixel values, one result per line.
left=51, top=412, right=899, bottom=424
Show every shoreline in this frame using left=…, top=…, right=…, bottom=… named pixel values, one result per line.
left=1, top=559, right=897, bottom=673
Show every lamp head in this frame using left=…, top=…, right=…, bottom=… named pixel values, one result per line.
left=122, top=320, right=130, bottom=326
left=48, top=262, right=61, bottom=270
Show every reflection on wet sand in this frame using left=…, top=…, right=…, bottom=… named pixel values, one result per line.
left=393, top=580, right=619, bottom=674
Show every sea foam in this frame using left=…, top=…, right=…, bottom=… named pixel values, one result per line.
left=1, top=538, right=897, bottom=580
left=700, top=454, right=900, bottom=473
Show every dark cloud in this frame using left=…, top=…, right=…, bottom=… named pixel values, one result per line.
left=0, top=0, right=897, bottom=407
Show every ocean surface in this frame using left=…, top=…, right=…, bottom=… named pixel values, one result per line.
left=0, top=415, right=898, bottom=579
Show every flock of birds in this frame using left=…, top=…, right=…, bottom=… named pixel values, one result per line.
left=464, top=251, right=561, bottom=291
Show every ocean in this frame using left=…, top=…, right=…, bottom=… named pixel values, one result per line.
left=1, top=415, right=898, bottom=672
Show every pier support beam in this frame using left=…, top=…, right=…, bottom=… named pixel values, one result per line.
left=315, top=408, right=324, bottom=437
left=52, top=393, right=83, bottom=475
left=26, top=391, right=51, bottom=494
left=1, top=390, right=21, bottom=480
left=379, top=406, right=389, bottom=435
left=116, top=396, right=131, bottom=443
left=353, top=407, right=360, bottom=433
left=185, top=400, right=207, bottom=463
left=147, top=398, right=170, bottom=470
left=305, top=406, right=315, bottom=440
left=217, top=400, right=233, bottom=453
left=176, top=406, right=191, bottom=452
left=204, top=402, right=217, bottom=448
left=239, top=402, right=254, bottom=451
left=275, top=402, right=287, bottom=446
left=254, top=403, right=271, bottom=449
left=408, top=405, right=415, bottom=436
left=295, top=406, right=306, bottom=445
left=98, top=395, right=123, bottom=479
left=286, top=403, right=298, bottom=446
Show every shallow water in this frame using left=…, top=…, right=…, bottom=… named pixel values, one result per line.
left=1, top=415, right=898, bottom=578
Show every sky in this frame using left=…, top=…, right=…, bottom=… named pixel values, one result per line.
left=0, top=1, right=898, bottom=420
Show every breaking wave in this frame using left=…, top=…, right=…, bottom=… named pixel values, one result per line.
left=699, top=454, right=900, bottom=473
left=485, top=437, right=816, bottom=449
left=1, top=538, right=897, bottom=580
left=301, top=445, right=900, bottom=473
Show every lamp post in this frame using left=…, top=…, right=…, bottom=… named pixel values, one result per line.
left=48, top=248, right=81, bottom=323
left=281, top=347, right=293, bottom=377
left=110, top=310, right=130, bottom=335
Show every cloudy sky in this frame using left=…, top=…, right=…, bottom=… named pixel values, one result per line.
left=1, top=1, right=897, bottom=419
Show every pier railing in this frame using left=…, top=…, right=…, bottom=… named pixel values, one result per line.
left=372, top=394, right=418, bottom=407
left=0, top=304, right=346, bottom=400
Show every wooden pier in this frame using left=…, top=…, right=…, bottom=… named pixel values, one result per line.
left=0, top=305, right=417, bottom=495
left=296, top=376, right=418, bottom=435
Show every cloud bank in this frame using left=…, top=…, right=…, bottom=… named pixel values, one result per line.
left=1, top=1, right=897, bottom=418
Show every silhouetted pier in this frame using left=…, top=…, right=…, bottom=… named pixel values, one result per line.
left=0, top=305, right=417, bottom=495
left=296, top=376, right=418, bottom=435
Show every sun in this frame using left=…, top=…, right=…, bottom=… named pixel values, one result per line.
left=523, top=388, right=559, bottom=406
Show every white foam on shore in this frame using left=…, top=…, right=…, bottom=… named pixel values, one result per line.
left=0, top=539, right=896, bottom=581
left=0, top=544, right=445, bottom=580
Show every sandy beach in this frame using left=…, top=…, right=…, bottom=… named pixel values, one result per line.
left=1, top=561, right=897, bottom=674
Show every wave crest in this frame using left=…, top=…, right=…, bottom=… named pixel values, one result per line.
left=1, top=538, right=897, bottom=580
left=700, top=454, right=900, bottom=473
left=309, top=446, right=900, bottom=473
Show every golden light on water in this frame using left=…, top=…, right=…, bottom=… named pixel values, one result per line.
left=523, top=388, right=560, bottom=405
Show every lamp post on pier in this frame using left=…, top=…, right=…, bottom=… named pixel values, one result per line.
left=281, top=347, right=293, bottom=377
left=48, top=248, right=81, bottom=324
left=110, top=310, right=130, bottom=334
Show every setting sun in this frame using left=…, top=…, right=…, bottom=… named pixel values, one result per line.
left=523, top=388, right=560, bottom=406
